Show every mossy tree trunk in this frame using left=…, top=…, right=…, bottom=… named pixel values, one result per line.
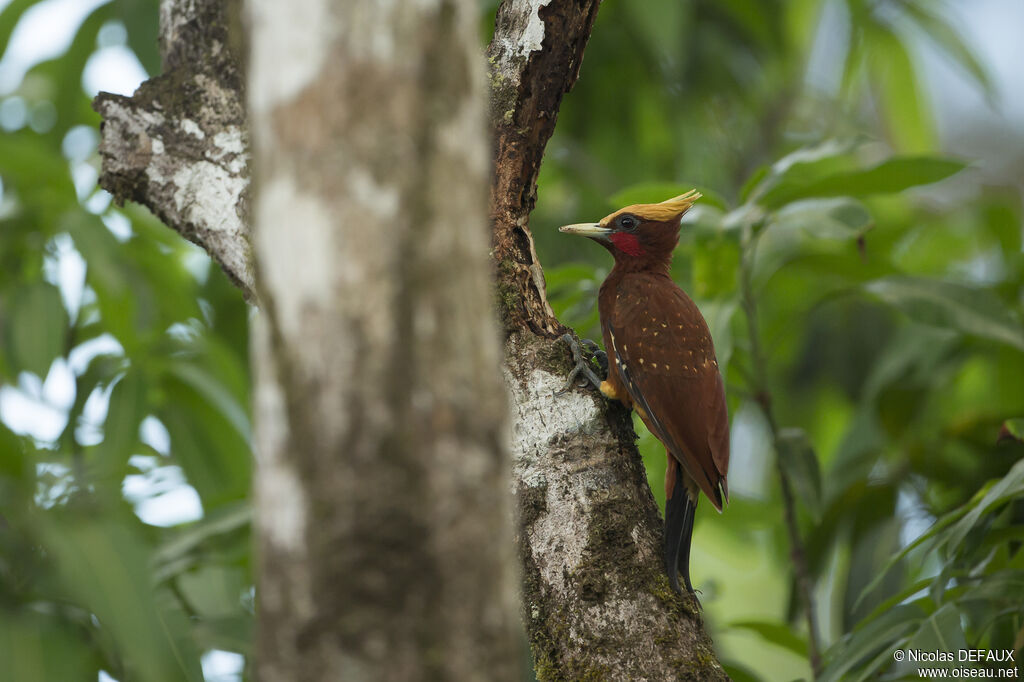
left=94, top=0, right=730, bottom=679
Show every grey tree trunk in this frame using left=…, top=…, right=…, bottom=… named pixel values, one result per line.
left=94, top=0, right=730, bottom=679
left=245, top=0, right=520, bottom=679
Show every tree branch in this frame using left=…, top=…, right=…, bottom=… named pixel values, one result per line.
left=94, top=0, right=254, bottom=300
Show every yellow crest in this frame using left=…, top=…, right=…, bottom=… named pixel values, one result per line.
left=599, top=189, right=702, bottom=226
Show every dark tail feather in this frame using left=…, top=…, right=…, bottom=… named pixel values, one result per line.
left=665, top=471, right=698, bottom=595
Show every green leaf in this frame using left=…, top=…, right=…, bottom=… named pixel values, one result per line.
left=40, top=518, right=204, bottom=682
left=152, top=502, right=250, bottom=582
left=775, top=198, right=873, bottom=239
left=4, top=281, right=67, bottom=378
left=998, top=418, right=1024, bottom=444
left=746, top=139, right=860, bottom=206
left=853, top=576, right=935, bottom=623
left=159, top=373, right=251, bottom=506
left=777, top=428, right=823, bottom=518
left=752, top=197, right=873, bottom=285
left=868, top=22, right=934, bottom=153
left=943, top=458, right=1024, bottom=553
left=177, top=565, right=244, bottom=618
left=100, top=369, right=146, bottom=480
left=192, top=616, right=253, bottom=656
left=720, top=661, right=767, bottom=682
left=759, top=157, right=966, bottom=208
left=819, top=603, right=924, bottom=682
left=902, top=603, right=967, bottom=669
left=955, top=570, right=1024, bottom=606
left=167, top=360, right=250, bottom=442
left=729, top=620, right=809, bottom=658
left=863, top=276, right=1024, bottom=352
left=772, top=139, right=860, bottom=176
left=739, top=164, right=770, bottom=203
left=0, top=135, right=77, bottom=214
left=860, top=459, right=1024, bottom=610
left=0, top=421, right=28, bottom=479
left=0, top=611, right=101, bottom=682
left=66, top=213, right=140, bottom=349
left=58, top=352, right=126, bottom=452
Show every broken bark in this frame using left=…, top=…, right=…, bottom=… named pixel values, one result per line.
left=94, top=0, right=730, bottom=679
left=93, top=0, right=254, bottom=300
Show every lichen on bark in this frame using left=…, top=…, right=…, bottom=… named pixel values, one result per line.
left=94, top=0, right=253, bottom=299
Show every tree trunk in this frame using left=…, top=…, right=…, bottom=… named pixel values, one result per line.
left=245, top=0, right=521, bottom=678
left=488, top=3, right=729, bottom=679
left=94, top=0, right=730, bottom=679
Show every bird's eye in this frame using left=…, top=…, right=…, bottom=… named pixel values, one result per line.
left=619, top=215, right=637, bottom=230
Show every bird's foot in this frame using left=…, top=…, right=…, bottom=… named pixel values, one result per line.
left=671, top=575, right=703, bottom=611
left=556, top=333, right=607, bottom=395
left=688, top=587, right=704, bottom=612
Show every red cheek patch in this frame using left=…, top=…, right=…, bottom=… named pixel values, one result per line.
left=610, top=232, right=644, bottom=257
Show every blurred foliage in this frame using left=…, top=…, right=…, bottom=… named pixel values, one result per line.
left=0, top=0, right=1022, bottom=681
left=0, top=0, right=251, bottom=680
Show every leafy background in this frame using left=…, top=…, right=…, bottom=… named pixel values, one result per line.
left=1, top=0, right=1022, bottom=680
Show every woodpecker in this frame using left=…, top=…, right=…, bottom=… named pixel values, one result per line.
left=559, top=190, right=729, bottom=597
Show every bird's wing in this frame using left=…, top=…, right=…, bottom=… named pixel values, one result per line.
left=607, top=273, right=730, bottom=509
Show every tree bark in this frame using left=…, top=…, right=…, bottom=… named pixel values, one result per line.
left=94, top=0, right=254, bottom=300
left=94, top=0, right=730, bottom=679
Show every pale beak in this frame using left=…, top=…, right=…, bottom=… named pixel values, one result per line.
left=558, top=222, right=612, bottom=238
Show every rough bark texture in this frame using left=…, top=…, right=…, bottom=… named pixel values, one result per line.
left=94, top=0, right=254, bottom=300
left=246, top=0, right=520, bottom=679
left=93, top=0, right=730, bottom=679
left=488, top=3, right=729, bottom=679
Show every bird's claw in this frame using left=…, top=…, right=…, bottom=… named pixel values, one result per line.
left=556, top=333, right=607, bottom=395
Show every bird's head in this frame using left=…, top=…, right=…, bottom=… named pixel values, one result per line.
left=559, top=189, right=701, bottom=265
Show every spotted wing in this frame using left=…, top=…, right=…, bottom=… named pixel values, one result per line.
left=607, top=272, right=729, bottom=509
